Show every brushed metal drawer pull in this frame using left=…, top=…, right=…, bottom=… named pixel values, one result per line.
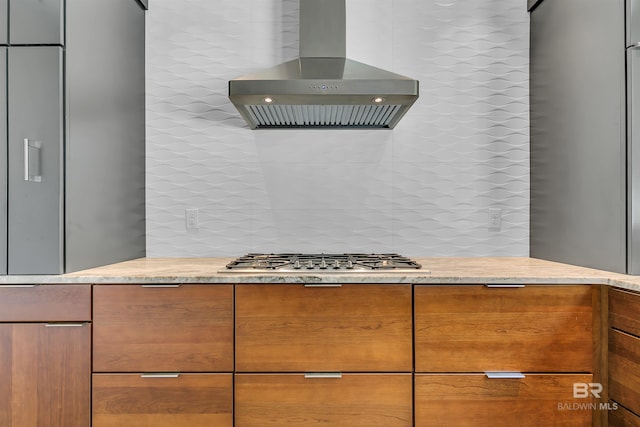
left=45, top=323, right=85, bottom=328
left=0, top=284, right=39, bottom=288
left=484, top=284, right=526, bottom=288
left=304, top=284, right=342, bottom=288
left=304, top=372, right=342, bottom=379
left=485, top=372, right=525, bottom=379
left=140, top=373, right=180, bottom=378
left=141, top=284, right=182, bottom=288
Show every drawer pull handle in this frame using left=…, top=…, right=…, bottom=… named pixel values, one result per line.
left=304, top=284, right=342, bottom=288
left=24, top=138, right=42, bottom=182
left=485, top=372, right=525, bottom=379
left=45, top=323, right=85, bottom=327
left=304, top=372, right=342, bottom=379
left=140, top=373, right=181, bottom=378
left=484, top=284, right=526, bottom=288
left=141, top=284, right=182, bottom=288
left=0, top=284, right=39, bottom=288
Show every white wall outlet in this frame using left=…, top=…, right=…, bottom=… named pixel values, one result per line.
left=488, top=208, right=502, bottom=231
left=185, top=208, right=199, bottom=230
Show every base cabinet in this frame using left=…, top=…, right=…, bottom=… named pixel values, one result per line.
left=235, top=374, right=412, bottom=427
left=415, top=374, right=593, bottom=427
left=235, top=284, right=412, bottom=372
left=0, top=323, right=91, bottom=427
left=609, top=288, right=640, bottom=425
left=414, top=285, right=594, bottom=372
left=92, top=374, right=233, bottom=427
left=609, top=405, right=640, bottom=427
left=0, top=284, right=91, bottom=427
left=93, top=284, right=234, bottom=372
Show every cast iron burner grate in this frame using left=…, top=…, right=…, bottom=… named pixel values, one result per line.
left=223, top=253, right=423, bottom=273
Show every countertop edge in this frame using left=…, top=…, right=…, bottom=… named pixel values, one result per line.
left=2, top=257, right=640, bottom=292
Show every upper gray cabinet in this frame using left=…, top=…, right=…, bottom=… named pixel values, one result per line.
left=0, top=0, right=7, bottom=45
left=0, top=48, right=6, bottom=274
left=9, top=0, right=63, bottom=45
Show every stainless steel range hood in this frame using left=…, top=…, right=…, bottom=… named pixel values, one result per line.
left=228, top=0, right=419, bottom=129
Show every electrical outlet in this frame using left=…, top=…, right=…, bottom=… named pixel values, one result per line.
left=488, top=208, right=502, bottom=231
left=185, top=208, right=199, bottom=230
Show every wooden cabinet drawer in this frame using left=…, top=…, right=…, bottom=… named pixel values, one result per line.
left=609, top=288, right=640, bottom=337
left=609, top=403, right=640, bottom=427
left=92, top=373, right=233, bottom=427
left=93, top=285, right=233, bottom=372
left=609, top=329, right=640, bottom=416
left=235, top=373, right=412, bottom=427
left=415, top=374, right=593, bottom=427
left=235, top=284, right=412, bottom=372
left=0, top=284, right=90, bottom=321
left=415, top=285, right=594, bottom=372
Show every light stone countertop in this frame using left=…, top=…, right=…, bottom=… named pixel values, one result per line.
left=2, top=256, right=640, bottom=292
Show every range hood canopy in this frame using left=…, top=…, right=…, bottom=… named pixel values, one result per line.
left=228, top=0, right=419, bottom=130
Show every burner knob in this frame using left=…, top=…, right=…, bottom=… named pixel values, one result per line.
left=293, top=260, right=301, bottom=269
left=306, top=260, right=314, bottom=269
left=346, top=260, right=354, bottom=269
left=333, top=260, right=340, bottom=269
left=319, top=258, right=328, bottom=269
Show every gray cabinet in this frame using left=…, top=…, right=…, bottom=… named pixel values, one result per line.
left=0, top=48, right=6, bottom=274
left=2, top=0, right=145, bottom=275
left=8, top=47, right=63, bottom=274
left=0, top=0, right=6, bottom=45
left=9, top=0, right=63, bottom=45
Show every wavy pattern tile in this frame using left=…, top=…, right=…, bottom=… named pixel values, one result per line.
left=146, top=0, right=530, bottom=257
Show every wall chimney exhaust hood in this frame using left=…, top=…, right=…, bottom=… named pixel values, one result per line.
left=228, top=0, right=419, bottom=129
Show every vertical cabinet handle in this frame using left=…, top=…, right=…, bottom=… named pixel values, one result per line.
left=24, top=138, right=42, bottom=182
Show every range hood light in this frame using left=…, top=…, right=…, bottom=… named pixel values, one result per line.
left=373, top=97, right=385, bottom=104
left=263, top=97, right=274, bottom=104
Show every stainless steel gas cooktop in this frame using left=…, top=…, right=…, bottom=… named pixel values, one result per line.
left=221, top=253, right=426, bottom=273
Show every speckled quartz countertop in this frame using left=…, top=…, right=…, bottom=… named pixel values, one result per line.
left=2, top=257, right=640, bottom=292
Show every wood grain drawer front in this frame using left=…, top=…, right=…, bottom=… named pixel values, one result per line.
left=609, top=403, right=640, bottom=427
left=609, top=329, right=640, bottom=416
left=235, top=373, right=412, bottom=427
left=0, top=284, right=91, bottom=321
left=0, top=323, right=91, bottom=427
left=235, top=284, right=412, bottom=372
left=92, top=373, right=233, bottom=427
left=93, top=285, right=233, bottom=372
left=609, top=288, right=640, bottom=337
left=414, top=285, right=594, bottom=372
left=415, top=374, right=593, bottom=427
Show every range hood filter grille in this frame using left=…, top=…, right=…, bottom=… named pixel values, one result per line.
left=246, top=104, right=403, bottom=128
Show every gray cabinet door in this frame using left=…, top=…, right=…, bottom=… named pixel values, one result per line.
left=9, top=0, right=63, bottom=45
left=0, top=48, right=6, bottom=274
left=0, top=0, right=7, bottom=45
left=8, top=47, right=63, bottom=274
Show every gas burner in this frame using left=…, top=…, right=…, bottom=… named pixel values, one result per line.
left=222, top=253, right=424, bottom=273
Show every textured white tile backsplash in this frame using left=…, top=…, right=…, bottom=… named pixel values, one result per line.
left=146, top=0, right=530, bottom=257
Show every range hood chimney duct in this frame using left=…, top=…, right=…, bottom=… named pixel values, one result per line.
left=228, top=0, right=419, bottom=129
